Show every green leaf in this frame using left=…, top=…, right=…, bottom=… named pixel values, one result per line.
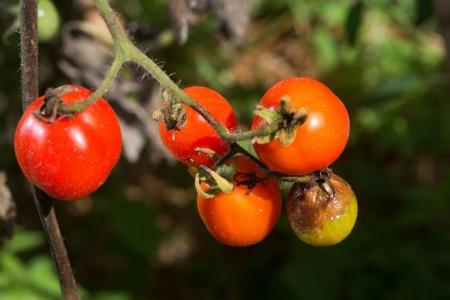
left=5, top=229, right=44, bottom=253
left=93, top=291, right=133, bottom=300
left=27, top=256, right=61, bottom=297
left=0, top=288, right=45, bottom=300
left=414, top=0, right=433, bottom=25
left=346, top=1, right=365, bottom=45
left=0, top=253, right=25, bottom=281
left=313, top=28, right=338, bottom=72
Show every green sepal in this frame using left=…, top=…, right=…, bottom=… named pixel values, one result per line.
left=195, top=173, right=215, bottom=199
left=203, top=167, right=234, bottom=193
left=216, top=163, right=236, bottom=182
left=253, top=95, right=309, bottom=146
left=194, top=165, right=235, bottom=198
left=279, top=127, right=297, bottom=146
left=254, top=105, right=280, bottom=124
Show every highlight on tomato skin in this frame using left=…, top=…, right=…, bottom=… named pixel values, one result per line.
left=14, top=85, right=122, bottom=201
left=158, top=86, right=238, bottom=168
left=196, top=155, right=282, bottom=247
left=251, top=77, right=350, bottom=175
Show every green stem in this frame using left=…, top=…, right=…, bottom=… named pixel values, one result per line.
left=95, top=0, right=129, bottom=42
left=60, top=55, right=124, bottom=114
left=129, top=46, right=232, bottom=138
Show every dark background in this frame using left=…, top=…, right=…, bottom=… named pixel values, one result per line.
left=0, top=0, right=449, bottom=299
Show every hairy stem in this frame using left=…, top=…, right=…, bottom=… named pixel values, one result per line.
left=60, top=55, right=124, bottom=114
left=20, top=1, right=80, bottom=299
left=129, top=47, right=232, bottom=138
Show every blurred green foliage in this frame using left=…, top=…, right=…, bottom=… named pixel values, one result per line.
left=1, top=0, right=449, bottom=299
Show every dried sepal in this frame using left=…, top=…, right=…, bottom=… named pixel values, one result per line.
left=152, top=108, right=164, bottom=121
left=159, top=100, right=187, bottom=131
left=33, top=86, right=79, bottom=123
left=254, top=95, right=308, bottom=146
left=278, top=126, right=297, bottom=146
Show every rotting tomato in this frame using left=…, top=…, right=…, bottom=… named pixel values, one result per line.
left=14, top=85, right=122, bottom=201
left=286, top=174, right=357, bottom=246
left=197, top=155, right=282, bottom=247
left=159, top=86, right=238, bottom=167
left=251, top=77, right=350, bottom=175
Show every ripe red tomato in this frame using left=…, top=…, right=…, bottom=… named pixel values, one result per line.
left=159, top=86, right=237, bottom=167
left=14, top=85, right=122, bottom=201
left=197, top=156, right=281, bottom=246
left=251, top=77, right=350, bottom=175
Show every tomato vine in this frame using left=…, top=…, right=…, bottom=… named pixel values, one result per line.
left=18, top=0, right=357, bottom=299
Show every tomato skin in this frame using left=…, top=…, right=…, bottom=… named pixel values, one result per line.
left=159, top=86, right=237, bottom=167
left=197, top=156, right=281, bottom=246
left=14, top=85, right=122, bottom=201
left=251, top=77, right=350, bottom=175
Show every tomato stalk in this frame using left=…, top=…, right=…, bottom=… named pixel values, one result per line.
left=20, top=0, right=80, bottom=299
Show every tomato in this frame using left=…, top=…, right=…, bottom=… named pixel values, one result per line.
left=159, top=86, right=237, bottom=167
left=197, top=156, right=281, bottom=246
left=38, top=0, right=60, bottom=42
left=14, top=85, right=122, bottom=201
left=286, top=174, right=357, bottom=246
left=251, top=77, right=350, bottom=175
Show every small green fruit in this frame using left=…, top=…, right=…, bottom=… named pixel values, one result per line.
left=286, top=174, right=357, bottom=246
left=38, top=0, right=60, bottom=42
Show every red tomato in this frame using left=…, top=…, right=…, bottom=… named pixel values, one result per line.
left=251, top=77, right=350, bottom=175
left=159, top=86, right=237, bottom=167
left=197, top=156, right=281, bottom=246
left=14, top=85, right=122, bottom=201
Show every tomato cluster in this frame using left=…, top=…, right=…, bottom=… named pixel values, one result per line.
left=159, top=78, right=357, bottom=247
left=14, top=77, right=356, bottom=247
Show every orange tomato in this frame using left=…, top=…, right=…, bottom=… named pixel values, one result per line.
left=197, top=156, right=281, bottom=246
left=251, top=77, right=350, bottom=175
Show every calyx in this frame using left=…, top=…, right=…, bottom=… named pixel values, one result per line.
left=153, top=92, right=187, bottom=131
left=195, top=164, right=235, bottom=198
left=254, top=95, right=308, bottom=146
left=33, top=86, right=77, bottom=123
